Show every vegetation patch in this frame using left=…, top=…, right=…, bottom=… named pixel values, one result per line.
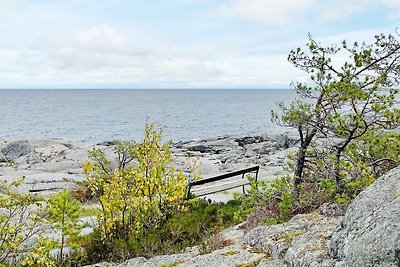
left=248, top=247, right=271, bottom=257
left=235, top=256, right=265, bottom=267
left=277, top=230, right=307, bottom=244
left=159, top=261, right=182, bottom=267
left=221, top=249, right=239, bottom=256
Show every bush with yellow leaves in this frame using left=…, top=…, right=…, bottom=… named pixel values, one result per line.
left=83, top=123, right=188, bottom=243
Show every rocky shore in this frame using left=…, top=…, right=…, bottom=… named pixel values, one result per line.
left=85, top=166, right=400, bottom=267
left=1, top=134, right=399, bottom=266
left=0, top=132, right=298, bottom=199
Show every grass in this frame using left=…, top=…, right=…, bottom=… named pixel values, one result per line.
left=221, top=249, right=239, bottom=256
left=79, top=205, right=98, bottom=217
left=235, top=256, right=265, bottom=267
left=276, top=229, right=307, bottom=244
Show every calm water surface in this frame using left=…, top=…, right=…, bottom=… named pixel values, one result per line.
left=0, top=89, right=297, bottom=143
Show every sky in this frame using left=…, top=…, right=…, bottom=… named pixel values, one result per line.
left=0, top=0, right=399, bottom=89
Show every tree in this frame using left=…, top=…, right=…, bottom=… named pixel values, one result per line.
left=0, top=179, right=44, bottom=265
left=83, top=123, right=188, bottom=243
left=273, top=31, right=400, bottom=199
left=45, top=189, right=83, bottom=267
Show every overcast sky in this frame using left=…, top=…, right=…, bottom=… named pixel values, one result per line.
left=0, top=0, right=399, bottom=89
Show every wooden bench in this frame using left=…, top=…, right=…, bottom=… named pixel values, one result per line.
left=187, top=165, right=259, bottom=198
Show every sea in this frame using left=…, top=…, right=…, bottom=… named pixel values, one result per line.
left=0, top=89, right=297, bottom=144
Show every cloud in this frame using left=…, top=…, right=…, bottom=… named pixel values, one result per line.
left=75, top=24, right=128, bottom=52
left=316, top=0, right=400, bottom=22
left=205, top=0, right=400, bottom=25
left=0, top=1, right=397, bottom=89
left=380, top=0, right=400, bottom=19
left=208, top=0, right=314, bottom=26
left=317, top=2, right=364, bottom=22
left=0, top=21, right=305, bottom=89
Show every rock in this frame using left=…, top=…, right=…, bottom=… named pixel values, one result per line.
left=118, top=257, right=148, bottom=266
left=244, top=148, right=255, bottom=158
left=258, top=259, right=288, bottom=267
left=318, top=203, right=346, bottom=217
left=284, top=214, right=342, bottom=267
left=234, top=135, right=267, bottom=146
left=84, top=263, right=115, bottom=267
left=241, top=212, right=342, bottom=266
left=181, top=245, right=267, bottom=267
left=174, top=140, right=195, bottom=148
left=329, top=166, right=400, bottom=267
left=240, top=214, right=310, bottom=258
left=186, top=143, right=212, bottom=153
left=274, top=135, right=297, bottom=150
left=0, top=140, right=32, bottom=161
left=219, top=222, right=246, bottom=244
left=96, top=141, right=117, bottom=146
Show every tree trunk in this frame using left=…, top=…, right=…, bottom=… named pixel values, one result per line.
left=293, top=129, right=317, bottom=200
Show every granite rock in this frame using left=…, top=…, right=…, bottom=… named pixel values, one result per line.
left=329, top=166, right=400, bottom=267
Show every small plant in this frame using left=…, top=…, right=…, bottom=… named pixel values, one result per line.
left=46, top=189, right=85, bottom=267
left=83, top=123, right=188, bottom=243
left=277, top=230, right=306, bottom=244
left=235, top=257, right=265, bottom=267
left=159, top=261, right=182, bottom=267
left=0, top=179, right=44, bottom=265
left=21, top=237, right=57, bottom=267
left=221, top=250, right=239, bottom=256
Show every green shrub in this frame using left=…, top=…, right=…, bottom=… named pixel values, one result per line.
left=79, top=197, right=255, bottom=264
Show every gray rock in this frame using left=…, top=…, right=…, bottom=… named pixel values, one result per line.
left=329, top=166, right=400, bottom=267
left=241, top=213, right=342, bottom=267
left=84, top=263, right=115, bottom=267
left=258, top=259, right=288, bottom=267
left=284, top=214, right=342, bottom=267
left=0, top=140, right=32, bottom=161
left=234, top=135, right=267, bottom=146
left=96, top=140, right=118, bottom=146
left=186, top=143, right=212, bottom=153
left=219, top=222, right=246, bottom=243
left=274, top=135, right=298, bottom=150
left=182, top=245, right=266, bottom=267
left=240, top=214, right=310, bottom=258
left=318, top=203, right=346, bottom=217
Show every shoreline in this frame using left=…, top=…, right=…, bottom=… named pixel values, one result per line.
left=0, top=132, right=298, bottom=200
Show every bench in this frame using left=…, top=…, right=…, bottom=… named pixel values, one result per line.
left=187, top=165, right=259, bottom=198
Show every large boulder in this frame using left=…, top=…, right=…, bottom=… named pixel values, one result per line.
left=0, top=140, right=32, bottom=161
left=329, top=166, right=400, bottom=267
left=241, top=212, right=342, bottom=267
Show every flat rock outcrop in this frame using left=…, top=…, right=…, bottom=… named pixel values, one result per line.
left=329, top=166, right=400, bottom=267
left=84, top=165, right=400, bottom=267
left=1, top=134, right=295, bottom=198
left=241, top=212, right=342, bottom=267
left=86, top=211, right=342, bottom=267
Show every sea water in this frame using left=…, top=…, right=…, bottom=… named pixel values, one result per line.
left=0, top=89, right=297, bottom=143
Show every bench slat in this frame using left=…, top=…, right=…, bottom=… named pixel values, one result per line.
left=187, top=165, right=259, bottom=198
left=190, top=179, right=251, bottom=197
left=189, top=165, right=259, bottom=186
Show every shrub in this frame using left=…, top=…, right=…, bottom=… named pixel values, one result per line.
left=0, top=179, right=45, bottom=265
left=83, top=123, right=188, bottom=243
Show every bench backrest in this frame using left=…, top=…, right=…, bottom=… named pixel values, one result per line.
left=188, top=165, right=259, bottom=187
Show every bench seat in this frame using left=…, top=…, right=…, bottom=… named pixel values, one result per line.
left=187, top=165, right=259, bottom=198
left=190, top=178, right=251, bottom=197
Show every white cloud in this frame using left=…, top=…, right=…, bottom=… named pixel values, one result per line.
left=206, top=0, right=400, bottom=25
left=316, top=0, right=400, bottom=22
left=0, top=1, right=397, bottom=89
left=208, top=0, right=314, bottom=26
left=380, top=0, right=400, bottom=19
left=75, top=24, right=128, bottom=52
left=0, top=21, right=305, bottom=88
left=318, top=2, right=364, bottom=22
